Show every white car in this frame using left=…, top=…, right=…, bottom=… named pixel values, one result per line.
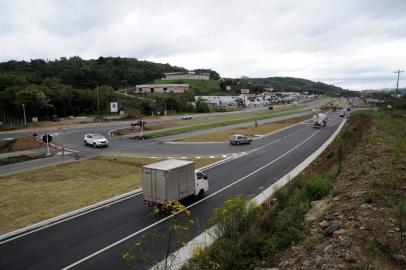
left=84, top=134, right=109, bottom=148
left=182, top=114, right=192, bottom=120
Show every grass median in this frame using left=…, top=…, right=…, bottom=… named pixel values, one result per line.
left=144, top=109, right=303, bottom=139
left=0, top=156, right=220, bottom=235
left=180, top=115, right=310, bottom=142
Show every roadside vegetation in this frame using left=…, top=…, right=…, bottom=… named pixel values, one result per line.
left=0, top=156, right=220, bottom=234
left=184, top=109, right=406, bottom=269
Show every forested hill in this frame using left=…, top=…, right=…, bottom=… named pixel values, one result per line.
left=0, top=56, right=186, bottom=90
left=250, top=77, right=358, bottom=96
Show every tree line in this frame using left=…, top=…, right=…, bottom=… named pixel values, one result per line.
left=0, top=57, right=215, bottom=122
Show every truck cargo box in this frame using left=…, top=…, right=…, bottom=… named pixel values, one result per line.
left=142, top=159, right=195, bottom=206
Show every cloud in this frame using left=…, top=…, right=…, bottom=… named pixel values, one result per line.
left=0, top=0, right=405, bottom=90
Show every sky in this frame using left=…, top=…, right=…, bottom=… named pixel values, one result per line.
left=0, top=0, right=405, bottom=90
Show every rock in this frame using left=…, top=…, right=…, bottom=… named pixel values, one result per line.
left=392, top=254, right=406, bottom=264
left=314, top=255, right=323, bottom=265
left=323, top=220, right=342, bottom=236
left=337, top=236, right=349, bottom=247
left=319, top=220, right=329, bottom=228
left=361, top=203, right=373, bottom=209
left=345, top=255, right=357, bottom=263
left=305, top=200, right=329, bottom=222
left=302, top=260, right=312, bottom=267
left=323, top=244, right=333, bottom=253
left=333, top=229, right=347, bottom=237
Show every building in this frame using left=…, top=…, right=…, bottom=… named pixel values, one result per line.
left=195, top=96, right=240, bottom=107
left=135, top=84, right=189, bottom=94
left=162, top=71, right=210, bottom=81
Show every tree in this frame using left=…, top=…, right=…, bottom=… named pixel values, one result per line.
left=15, top=85, right=52, bottom=117
left=195, top=99, right=210, bottom=113
left=239, top=76, right=250, bottom=89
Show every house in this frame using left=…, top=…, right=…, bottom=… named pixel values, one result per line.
left=162, top=71, right=210, bottom=81
left=135, top=84, right=189, bottom=94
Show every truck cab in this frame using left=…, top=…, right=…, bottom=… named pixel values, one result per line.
left=195, top=170, right=209, bottom=198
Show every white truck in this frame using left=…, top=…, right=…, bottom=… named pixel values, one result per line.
left=141, top=159, right=209, bottom=208
left=313, top=113, right=328, bottom=128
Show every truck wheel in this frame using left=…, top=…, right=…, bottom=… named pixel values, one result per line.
left=198, top=189, right=205, bottom=199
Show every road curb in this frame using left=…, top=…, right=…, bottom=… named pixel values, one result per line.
left=152, top=118, right=348, bottom=270
left=0, top=188, right=142, bottom=243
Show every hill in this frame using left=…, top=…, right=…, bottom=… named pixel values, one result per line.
left=0, top=56, right=186, bottom=90
left=250, top=77, right=358, bottom=97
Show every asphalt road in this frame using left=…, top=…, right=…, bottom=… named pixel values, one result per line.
left=0, top=111, right=344, bottom=270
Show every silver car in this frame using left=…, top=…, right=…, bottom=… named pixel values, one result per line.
left=229, top=134, right=252, bottom=145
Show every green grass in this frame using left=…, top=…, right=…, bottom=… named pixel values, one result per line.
left=143, top=109, right=301, bottom=139
left=0, top=156, right=220, bottom=234
left=154, top=79, right=221, bottom=94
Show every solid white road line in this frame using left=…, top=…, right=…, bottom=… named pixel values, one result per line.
left=0, top=191, right=143, bottom=245
left=62, top=129, right=321, bottom=270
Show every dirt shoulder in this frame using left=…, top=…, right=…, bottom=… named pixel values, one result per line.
left=0, top=136, right=44, bottom=153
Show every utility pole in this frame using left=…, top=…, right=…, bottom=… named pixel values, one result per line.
left=394, top=70, right=404, bottom=97
left=22, top=103, right=27, bottom=126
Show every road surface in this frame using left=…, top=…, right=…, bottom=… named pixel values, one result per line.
left=0, top=111, right=344, bottom=270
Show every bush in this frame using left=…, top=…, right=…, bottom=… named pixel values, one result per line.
left=304, top=174, right=332, bottom=201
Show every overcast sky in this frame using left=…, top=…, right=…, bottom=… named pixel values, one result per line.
left=1, top=0, right=405, bottom=90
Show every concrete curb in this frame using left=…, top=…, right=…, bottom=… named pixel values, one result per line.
left=0, top=188, right=142, bottom=243
left=49, top=143, right=79, bottom=155
left=152, top=118, right=348, bottom=270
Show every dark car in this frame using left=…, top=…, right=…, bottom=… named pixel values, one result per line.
left=268, top=106, right=273, bottom=110
left=229, top=134, right=252, bottom=145
left=50, top=115, right=60, bottom=122
left=130, top=120, right=146, bottom=127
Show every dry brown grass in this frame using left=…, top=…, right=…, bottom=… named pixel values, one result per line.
left=11, top=136, right=43, bottom=151
left=181, top=115, right=309, bottom=142
left=0, top=156, right=220, bottom=234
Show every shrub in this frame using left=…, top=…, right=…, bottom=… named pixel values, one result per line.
left=304, top=174, right=332, bottom=201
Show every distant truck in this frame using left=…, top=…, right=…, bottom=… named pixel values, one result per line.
left=141, top=159, right=208, bottom=208
left=313, top=113, right=328, bottom=128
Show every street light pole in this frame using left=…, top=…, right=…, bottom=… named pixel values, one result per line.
left=22, top=103, right=27, bottom=126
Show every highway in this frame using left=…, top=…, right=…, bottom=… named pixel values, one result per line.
left=0, top=111, right=344, bottom=270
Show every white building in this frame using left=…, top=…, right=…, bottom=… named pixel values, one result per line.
left=162, top=71, right=210, bottom=81
left=135, top=84, right=189, bottom=94
left=195, top=96, right=240, bottom=107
